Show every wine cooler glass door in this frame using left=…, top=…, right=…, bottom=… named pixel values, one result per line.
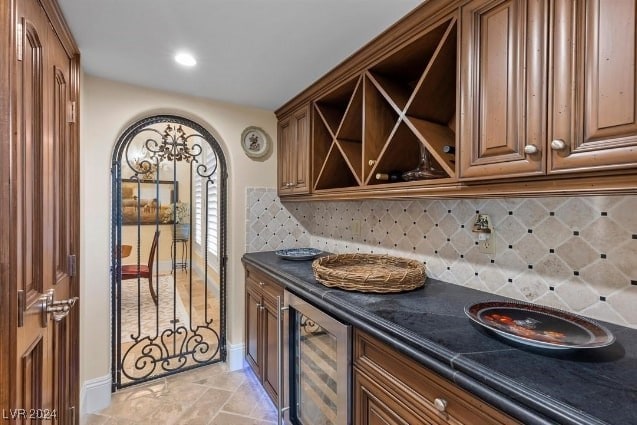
left=287, top=292, right=350, bottom=425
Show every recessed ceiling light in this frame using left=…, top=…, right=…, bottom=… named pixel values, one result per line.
left=174, top=52, right=197, bottom=67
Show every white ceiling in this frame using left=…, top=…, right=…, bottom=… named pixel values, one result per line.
left=57, top=0, right=423, bottom=110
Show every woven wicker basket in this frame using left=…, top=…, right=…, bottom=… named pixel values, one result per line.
left=312, top=253, right=426, bottom=293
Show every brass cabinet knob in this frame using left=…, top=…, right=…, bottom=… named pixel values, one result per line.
left=523, top=144, right=539, bottom=154
left=550, top=139, right=567, bottom=151
left=433, top=398, right=448, bottom=413
left=368, top=159, right=376, bottom=167
left=259, top=281, right=265, bottom=287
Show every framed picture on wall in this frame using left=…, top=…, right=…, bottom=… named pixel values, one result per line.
left=121, top=179, right=178, bottom=225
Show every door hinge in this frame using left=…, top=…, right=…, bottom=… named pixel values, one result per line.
left=68, top=101, right=76, bottom=123
left=16, top=22, right=23, bottom=61
left=17, top=289, right=25, bottom=327
left=68, top=254, right=76, bottom=277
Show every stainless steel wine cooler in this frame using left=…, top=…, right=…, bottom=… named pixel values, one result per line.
left=277, top=290, right=351, bottom=425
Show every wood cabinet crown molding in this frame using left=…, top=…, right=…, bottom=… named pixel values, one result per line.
left=275, top=0, right=461, bottom=119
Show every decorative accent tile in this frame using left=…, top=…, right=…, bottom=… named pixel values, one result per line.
left=245, top=189, right=637, bottom=328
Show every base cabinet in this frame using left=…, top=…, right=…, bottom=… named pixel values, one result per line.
left=244, top=265, right=283, bottom=404
left=354, top=330, right=519, bottom=425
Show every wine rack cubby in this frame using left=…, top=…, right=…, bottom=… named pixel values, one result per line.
left=312, top=17, right=458, bottom=192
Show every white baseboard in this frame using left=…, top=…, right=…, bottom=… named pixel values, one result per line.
left=81, top=374, right=111, bottom=415
left=226, top=342, right=245, bottom=371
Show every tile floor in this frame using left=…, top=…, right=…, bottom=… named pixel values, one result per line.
left=81, top=363, right=276, bottom=425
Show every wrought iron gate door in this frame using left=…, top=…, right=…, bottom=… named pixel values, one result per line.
left=111, top=115, right=227, bottom=389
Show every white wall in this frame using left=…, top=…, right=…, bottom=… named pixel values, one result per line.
left=79, top=75, right=277, bottom=403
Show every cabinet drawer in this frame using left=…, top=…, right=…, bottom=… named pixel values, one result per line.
left=354, top=330, right=518, bottom=425
left=245, top=265, right=284, bottom=302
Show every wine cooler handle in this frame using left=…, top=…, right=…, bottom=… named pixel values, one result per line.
left=277, top=296, right=290, bottom=425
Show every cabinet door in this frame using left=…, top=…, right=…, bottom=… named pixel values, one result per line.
left=278, top=115, right=294, bottom=195
left=261, top=297, right=280, bottom=404
left=549, top=0, right=637, bottom=172
left=291, top=104, right=310, bottom=194
left=459, top=0, right=548, bottom=180
left=245, top=281, right=262, bottom=378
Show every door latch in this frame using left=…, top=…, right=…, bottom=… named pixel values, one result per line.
left=41, top=289, right=78, bottom=326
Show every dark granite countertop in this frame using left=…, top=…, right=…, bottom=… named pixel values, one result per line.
left=242, top=251, right=637, bottom=425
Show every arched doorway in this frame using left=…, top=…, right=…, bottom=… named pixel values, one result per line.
left=110, top=115, right=227, bottom=389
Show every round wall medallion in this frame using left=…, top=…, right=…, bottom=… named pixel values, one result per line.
left=241, top=126, right=270, bottom=159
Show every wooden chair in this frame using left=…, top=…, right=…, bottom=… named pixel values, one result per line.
left=121, top=231, right=160, bottom=305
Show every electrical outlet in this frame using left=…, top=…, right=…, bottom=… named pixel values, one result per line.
left=479, top=235, right=496, bottom=255
left=351, top=219, right=361, bottom=236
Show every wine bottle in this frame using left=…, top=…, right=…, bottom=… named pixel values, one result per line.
left=442, top=145, right=455, bottom=154
left=375, top=171, right=404, bottom=183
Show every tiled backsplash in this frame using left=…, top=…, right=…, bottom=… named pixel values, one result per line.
left=246, top=188, right=637, bottom=328
left=245, top=188, right=310, bottom=251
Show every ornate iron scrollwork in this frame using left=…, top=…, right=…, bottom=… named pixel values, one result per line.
left=121, top=325, right=221, bottom=381
left=112, top=115, right=227, bottom=389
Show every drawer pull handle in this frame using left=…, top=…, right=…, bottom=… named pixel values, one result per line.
left=434, top=398, right=447, bottom=413
left=259, top=281, right=265, bottom=287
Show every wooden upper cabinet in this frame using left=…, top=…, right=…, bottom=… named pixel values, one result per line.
left=274, top=0, right=637, bottom=198
left=278, top=104, right=310, bottom=196
left=459, top=0, right=548, bottom=180
left=549, top=0, right=637, bottom=173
